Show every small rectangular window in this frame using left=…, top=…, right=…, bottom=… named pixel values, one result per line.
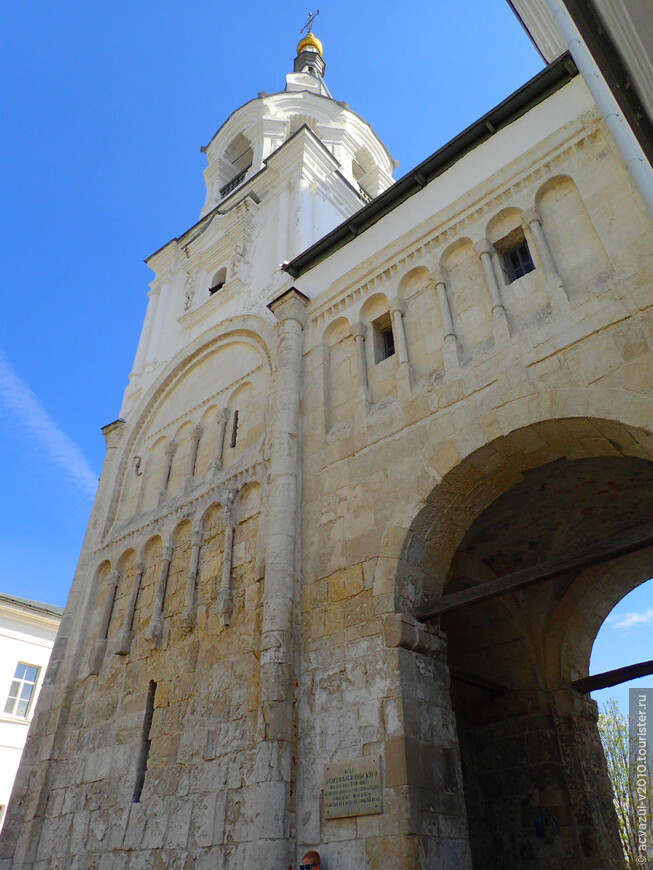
left=372, top=313, right=395, bottom=363
left=4, top=663, right=39, bottom=718
left=494, top=226, right=536, bottom=285
left=503, top=241, right=535, bottom=283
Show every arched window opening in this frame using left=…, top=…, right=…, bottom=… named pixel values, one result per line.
left=220, top=133, right=253, bottom=198
left=209, top=267, right=227, bottom=296
left=487, top=209, right=535, bottom=285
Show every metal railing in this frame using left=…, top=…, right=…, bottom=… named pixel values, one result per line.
left=220, top=168, right=249, bottom=198
left=358, top=183, right=373, bottom=203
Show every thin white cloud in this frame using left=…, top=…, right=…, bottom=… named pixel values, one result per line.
left=0, top=350, right=98, bottom=498
left=612, top=608, right=653, bottom=630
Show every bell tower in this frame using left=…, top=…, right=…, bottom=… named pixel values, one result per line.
left=120, top=27, right=396, bottom=418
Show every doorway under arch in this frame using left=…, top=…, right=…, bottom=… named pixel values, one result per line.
left=401, top=417, right=653, bottom=869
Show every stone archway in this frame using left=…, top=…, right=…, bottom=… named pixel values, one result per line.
left=397, top=417, right=653, bottom=869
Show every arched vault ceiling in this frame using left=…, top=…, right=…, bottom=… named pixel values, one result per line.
left=458, top=455, right=653, bottom=579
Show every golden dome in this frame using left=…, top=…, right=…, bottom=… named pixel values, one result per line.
left=297, top=31, right=323, bottom=57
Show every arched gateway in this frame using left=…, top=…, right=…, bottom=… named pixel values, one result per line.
left=400, top=417, right=653, bottom=868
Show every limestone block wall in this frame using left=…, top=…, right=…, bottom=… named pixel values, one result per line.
left=293, top=85, right=653, bottom=867
left=20, top=484, right=264, bottom=869
left=0, top=317, right=280, bottom=869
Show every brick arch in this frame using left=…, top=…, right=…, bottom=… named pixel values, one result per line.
left=484, top=204, right=524, bottom=244
left=116, top=547, right=136, bottom=571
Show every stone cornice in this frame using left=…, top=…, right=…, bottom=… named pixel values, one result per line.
left=95, top=458, right=266, bottom=558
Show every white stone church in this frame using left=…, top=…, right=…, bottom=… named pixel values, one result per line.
left=2, top=3, right=653, bottom=868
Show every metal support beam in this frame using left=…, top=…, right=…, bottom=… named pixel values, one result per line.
left=415, top=521, right=653, bottom=621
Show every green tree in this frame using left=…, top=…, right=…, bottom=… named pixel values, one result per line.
left=598, top=697, right=652, bottom=868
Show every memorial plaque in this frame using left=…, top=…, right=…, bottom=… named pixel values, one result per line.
left=324, top=754, right=383, bottom=819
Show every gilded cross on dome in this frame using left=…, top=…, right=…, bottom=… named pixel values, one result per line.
left=300, top=9, right=320, bottom=34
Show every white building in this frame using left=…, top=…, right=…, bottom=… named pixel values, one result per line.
left=0, top=595, right=61, bottom=832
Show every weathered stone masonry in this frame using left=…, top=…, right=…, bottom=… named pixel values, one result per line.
left=3, top=38, right=653, bottom=870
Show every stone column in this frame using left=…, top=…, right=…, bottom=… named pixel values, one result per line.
left=522, top=207, right=570, bottom=311
left=215, top=489, right=237, bottom=626
left=115, top=559, right=145, bottom=655
left=389, top=296, right=413, bottom=392
left=258, top=287, right=308, bottom=866
left=157, top=441, right=177, bottom=504
left=88, top=569, right=121, bottom=675
left=182, top=529, right=203, bottom=630
left=210, top=408, right=230, bottom=476
left=350, top=321, right=370, bottom=405
left=184, top=424, right=202, bottom=491
left=145, top=544, right=174, bottom=647
left=433, top=271, right=461, bottom=370
left=475, top=240, right=510, bottom=345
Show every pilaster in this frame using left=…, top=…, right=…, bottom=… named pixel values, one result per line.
left=256, top=287, right=308, bottom=864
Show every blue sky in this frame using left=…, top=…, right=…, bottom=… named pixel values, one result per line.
left=0, top=2, right=649, bottom=703
left=591, top=584, right=653, bottom=714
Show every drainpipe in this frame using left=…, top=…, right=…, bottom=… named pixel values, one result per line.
left=542, top=0, right=653, bottom=218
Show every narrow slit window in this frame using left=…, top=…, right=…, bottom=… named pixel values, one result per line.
left=230, top=410, right=239, bottom=448
left=133, top=680, right=157, bottom=803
